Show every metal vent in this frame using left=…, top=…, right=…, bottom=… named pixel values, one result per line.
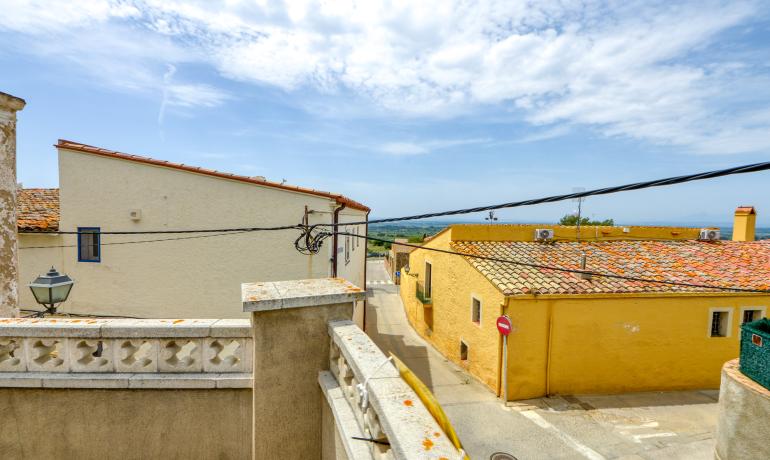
left=490, top=453, right=517, bottom=460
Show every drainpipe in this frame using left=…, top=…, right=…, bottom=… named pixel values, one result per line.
left=331, top=202, right=346, bottom=278
left=362, top=210, right=370, bottom=332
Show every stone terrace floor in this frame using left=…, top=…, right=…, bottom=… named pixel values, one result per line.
left=365, top=259, right=718, bottom=460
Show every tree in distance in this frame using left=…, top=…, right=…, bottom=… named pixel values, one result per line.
left=558, top=214, right=614, bottom=226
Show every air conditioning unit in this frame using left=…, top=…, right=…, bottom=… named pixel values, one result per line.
left=534, top=229, right=554, bottom=241
left=699, top=228, right=720, bottom=241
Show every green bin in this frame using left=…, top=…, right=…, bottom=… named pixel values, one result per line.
left=740, top=318, right=770, bottom=390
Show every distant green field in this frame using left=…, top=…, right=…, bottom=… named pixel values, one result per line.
left=366, top=223, right=448, bottom=255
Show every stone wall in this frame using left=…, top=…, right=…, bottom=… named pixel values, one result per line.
left=0, top=92, right=25, bottom=318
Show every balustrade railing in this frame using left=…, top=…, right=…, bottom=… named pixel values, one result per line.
left=322, top=320, right=460, bottom=459
left=415, top=280, right=432, bottom=304
left=0, top=318, right=252, bottom=388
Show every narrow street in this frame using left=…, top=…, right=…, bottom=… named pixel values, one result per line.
left=365, top=259, right=719, bottom=460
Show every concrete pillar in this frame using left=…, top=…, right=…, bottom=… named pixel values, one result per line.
left=715, top=359, right=770, bottom=459
left=242, top=278, right=365, bottom=460
left=0, top=91, right=25, bottom=318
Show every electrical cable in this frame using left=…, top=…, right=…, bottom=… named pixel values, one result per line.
left=19, top=230, right=255, bottom=250
left=16, top=159, right=770, bottom=236
left=326, top=160, right=770, bottom=226
left=19, top=224, right=302, bottom=236
left=341, top=232, right=770, bottom=294
left=19, top=309, right=144, bottom=319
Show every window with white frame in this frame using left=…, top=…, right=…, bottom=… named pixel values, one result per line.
left=709, top=308, right=733, bottom=337
left=741, top=307, right=766, bottom=324
left=471, top=296, right=482, bottom=324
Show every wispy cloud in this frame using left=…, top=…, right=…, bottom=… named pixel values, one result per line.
left=2, top=1, right=769, bottom=153
left=378, top=138, right=491, bottom=155
left=516, top=125, right=571, bottom=143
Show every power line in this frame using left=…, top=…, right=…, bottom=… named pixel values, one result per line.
left=344, top=232, right=770, bottom=294
left=19, top=230, right=254, bottom=250
left=19, top=224, right=301, bottom=236
left=16, top=159, right=770, bottom=236
left=335, top=160, right=770, bottom=226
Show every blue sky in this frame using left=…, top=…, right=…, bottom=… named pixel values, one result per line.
left=2, top=1, right=770, bottom=225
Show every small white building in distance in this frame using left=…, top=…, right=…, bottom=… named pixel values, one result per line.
left=17, top=140, right=369, bottom=322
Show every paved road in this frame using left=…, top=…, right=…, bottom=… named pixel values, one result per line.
left=364, top=259, right=719, bottom=460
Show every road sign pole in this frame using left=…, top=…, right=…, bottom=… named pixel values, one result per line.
left=496, top=314, right=512, bottom=403
left=502, top=333, right=508, bottom=403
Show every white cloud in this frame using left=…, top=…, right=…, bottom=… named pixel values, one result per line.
left=379, top=137, right=491, bottom=155
left=1, top=0, right=769, bottom=153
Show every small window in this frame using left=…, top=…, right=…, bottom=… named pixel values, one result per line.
left=460, top=340, right=468, bottom=361
left=471, top=297, right=482, bottom=324
left=710, top=311, right=730, bottom=337
left=424, top=262, right=432, bottom=298
left=78, top=227, right=101, bottom=262
left=742, top=309, right=764, bottom=324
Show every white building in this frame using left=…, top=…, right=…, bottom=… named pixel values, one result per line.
left=18, top=140, right=369, bottom=322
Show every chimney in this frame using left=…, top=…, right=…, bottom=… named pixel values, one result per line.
left=732, top=206, right=756, bottom=242
left=0, top=91, right=26, bottom=318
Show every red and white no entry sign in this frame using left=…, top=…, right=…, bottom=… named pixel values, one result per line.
left=496, top=315, right=512, bottom=336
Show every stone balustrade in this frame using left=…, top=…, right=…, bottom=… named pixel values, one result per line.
left=322, top=319, right=462, bottom=460
left=0, top=318, right=252, bottom=388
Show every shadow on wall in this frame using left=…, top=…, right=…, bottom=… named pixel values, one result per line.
left=364, top=289, right=436, bottom=390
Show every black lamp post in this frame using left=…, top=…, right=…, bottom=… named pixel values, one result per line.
left=28, top=267, right=74, bottom=316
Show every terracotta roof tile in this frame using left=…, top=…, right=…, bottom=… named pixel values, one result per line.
left=450, top=240, right=770, bottom=295
left=55, top=139, right=369, bottom=212
left=17, top=188, right=59, bottom=232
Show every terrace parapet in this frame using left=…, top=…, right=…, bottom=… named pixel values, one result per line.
left=323, top=319, right=461, bottom=459
left=0, top=318, right=252, bottom=389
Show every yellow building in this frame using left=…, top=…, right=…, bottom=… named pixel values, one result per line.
left=400, top=214, right=770, bottom=400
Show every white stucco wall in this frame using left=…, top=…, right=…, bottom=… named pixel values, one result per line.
left=335, top=212, right=367, bottom=328
left=18, top=148, right=367, bottom=318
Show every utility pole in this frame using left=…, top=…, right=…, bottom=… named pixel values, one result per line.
left=572, top=187, right=586, bottom=242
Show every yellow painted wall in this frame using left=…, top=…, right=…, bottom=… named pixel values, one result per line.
left=540, top=294, right=766, bottom=396
left=400, top=229, right=506, bottom=391
left=448, top=223, right=702, bottom=242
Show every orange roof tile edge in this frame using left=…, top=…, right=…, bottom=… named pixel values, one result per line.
left=55, top=139, right=370, bottom=213
left=17, top=188, right=59, bottom=232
